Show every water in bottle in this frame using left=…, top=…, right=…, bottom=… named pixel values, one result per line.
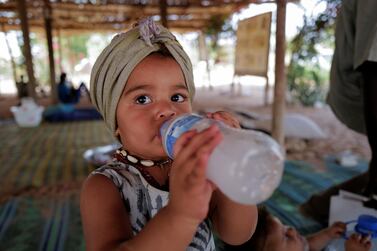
left=160, top=113, right=284, bottom=205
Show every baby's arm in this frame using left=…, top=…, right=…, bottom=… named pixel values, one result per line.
left=210, top=190, right=258, bottom=245
left=206, top=111, right=258, bottom=245
left=345, top=233, right=372, bottom=251
left=81, top=125, right=222, bottom=251
left=306, top=222, right=346, bottom=251
left=81, top=175, right=198, bottom=251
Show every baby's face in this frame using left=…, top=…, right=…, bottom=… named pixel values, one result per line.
left=263, top=216, right=307, bottom=251
left=116, top=53, right=192, bottom=160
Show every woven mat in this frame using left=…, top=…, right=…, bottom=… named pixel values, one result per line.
left=0, top=119, right=370, bottom=248
left=0, top=194, right=84, bottom=251
left=265, top=157, right=368, bottom=235
left=0, top=121, right=113, bottom=199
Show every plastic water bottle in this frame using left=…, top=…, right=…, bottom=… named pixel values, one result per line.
left=326, top=215, right=377, bottom=251
left=160, top=113, right=284, bottom=205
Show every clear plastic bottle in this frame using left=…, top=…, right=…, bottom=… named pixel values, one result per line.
left=160, top=113, right=285, bottom=205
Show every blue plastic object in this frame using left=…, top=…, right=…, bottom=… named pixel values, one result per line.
left=355, top=215, right=377, bottom=238
left=343, top=214, right=377, bottom=239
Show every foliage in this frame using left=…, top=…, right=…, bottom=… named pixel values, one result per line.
left=0, top=58, right=11, bottom=78
left=67, top=35, right=89, bottom=58
left=287, top=0, right=341, bottom=106
left=287, top=61, right=328, bottom=106
left=204, top=14, right=235, bottom=62
left=60, top=34, right=90, bottom=75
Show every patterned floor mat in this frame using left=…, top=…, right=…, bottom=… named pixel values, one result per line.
left=0, top=121, right=113, bottom=198
left=0, top=158, right=368, bottom=250
left=265, top=157, right=368, bottom=235
left=0, top=194, right=84, bottom=251
left=0, top=119, right=370, bottom=248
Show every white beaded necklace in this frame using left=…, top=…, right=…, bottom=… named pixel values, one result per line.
left=116, top=149, right=171, bottom=168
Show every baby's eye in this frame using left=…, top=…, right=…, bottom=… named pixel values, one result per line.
left=171, top=94, right=186, bottom=103
left=135, top=95, right=152, bottom=104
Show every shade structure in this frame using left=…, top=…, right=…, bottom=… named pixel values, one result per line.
left=0, top=0, right=296, bottom=32
left=1, top=0, right=297, bottom=144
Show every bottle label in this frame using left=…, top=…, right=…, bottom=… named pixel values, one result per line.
left=163, top=114, right=202, bottom=158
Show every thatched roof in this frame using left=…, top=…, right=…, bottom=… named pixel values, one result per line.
left=0, top=0, right=295, bottom=33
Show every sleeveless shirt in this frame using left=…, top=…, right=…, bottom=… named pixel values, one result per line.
left=91, top=160, right=216, bottom=251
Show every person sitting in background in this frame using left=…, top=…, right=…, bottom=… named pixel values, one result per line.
left=57, top=72, right=80, bottom=104
left=16, top=75, right=28, bottom=99
left=222, top=207, right=372, bottom=251
left=78, top=81, right=89, bottom=97
left=43, top=73, right=101, bottom=122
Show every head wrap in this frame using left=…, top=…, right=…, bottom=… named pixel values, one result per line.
left=90, top=18, right=195, bottom=135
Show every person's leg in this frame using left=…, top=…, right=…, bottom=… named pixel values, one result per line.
left=361, top=61, right=377, bottom=196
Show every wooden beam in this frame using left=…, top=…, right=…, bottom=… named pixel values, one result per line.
left=0, top=16, right=207, bottom=29
left=16, top=0, right=37, bottom=99
left=43, top=0, right=58, bottom=103
left=271, top=0, right=287, bottom=146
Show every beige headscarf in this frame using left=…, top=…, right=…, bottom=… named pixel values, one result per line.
left=90, top=18, right=195, bottom=135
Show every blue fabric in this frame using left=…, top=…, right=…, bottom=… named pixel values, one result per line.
left=43, top=104, right=102, bottom=122
left=58, top=82, right=80, bottom=104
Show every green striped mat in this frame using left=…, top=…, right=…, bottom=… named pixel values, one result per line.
left=0, top=194, right=84, bottom=251
left=0, top=121, right=113, bottom=198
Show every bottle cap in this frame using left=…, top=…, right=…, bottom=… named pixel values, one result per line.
left=160, top=114, right=202, bottom=158
left=355, top=215, right=377, bottom=238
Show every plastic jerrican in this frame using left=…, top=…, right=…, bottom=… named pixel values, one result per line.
left=160, top=113, right=285, bottom=205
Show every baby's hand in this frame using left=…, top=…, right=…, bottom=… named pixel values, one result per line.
left=167, top=124, right=223, bottom=226
left=345, top=233, right=372, bottom=251
left=326, top=221, right=347, bottom=239
left=206, top=111, right=241, bottom=129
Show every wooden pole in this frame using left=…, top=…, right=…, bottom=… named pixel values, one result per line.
left=271, top=0, right=287, bottom=146
left=1, top=24, right=18, bottom=86
left=16, top=0, right=37, bottom=99
left=198, top=31, right=212, bottom=90
left=43, top=0, right=58, bottom=103
left=159, top=0, right=168, bottom=28
left=264, top=75, right=269, bottom=105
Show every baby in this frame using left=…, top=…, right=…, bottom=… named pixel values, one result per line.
left=81, top=18, right=258, bottom=251
left=222, top=207, right=372, bottom=251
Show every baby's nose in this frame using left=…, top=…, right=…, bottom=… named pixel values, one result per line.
left=158, top=110, right=176, bottom=118
left=156, top=103, right=176, bottom=119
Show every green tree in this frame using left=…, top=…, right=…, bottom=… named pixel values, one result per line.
left=287, top=0, right=341, bottom=106
left=60, top=34, right=90, bottom=75
left=204, top=14, right=235, bottom=63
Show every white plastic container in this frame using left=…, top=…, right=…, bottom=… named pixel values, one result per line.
left=160, top=114, right=284, bottom=205
left=10, top=98, right=44, bottom=127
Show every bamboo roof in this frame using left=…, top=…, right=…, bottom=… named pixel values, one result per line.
left=0, top=0, right=296, bottom=33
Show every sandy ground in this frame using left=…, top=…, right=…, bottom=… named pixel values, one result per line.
left=0, top=85, right=371, bottom=171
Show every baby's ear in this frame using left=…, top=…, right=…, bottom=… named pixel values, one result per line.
left=114, top=129, right=122, bottom=143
